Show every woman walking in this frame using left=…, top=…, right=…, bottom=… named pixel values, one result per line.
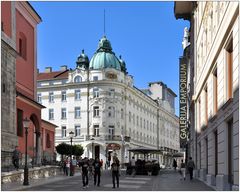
left=180, top=159, right=186, bottom=180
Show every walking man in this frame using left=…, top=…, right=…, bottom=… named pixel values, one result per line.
left=12, top=146, right=20, bottom=171
left=80, top=157, right=89, bottom=188
left=173, top=159, right=177, bottom=171
left=187, top=157, right=195, bottom=180
left=94, top=157, right=102, bottom=186
left=111, top=157, right=120, bottom=188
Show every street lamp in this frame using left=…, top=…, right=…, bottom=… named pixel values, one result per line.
left=23, top=117, right=30, bottom=186
left=69, top=131, right=74, bottom=176
left=91, top=138, right=95, bottom=159
left=69, top=131, right=74, bottom=160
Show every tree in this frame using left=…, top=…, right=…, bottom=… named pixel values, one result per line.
left=55, top=142, right=70, bottom=160
left=72, top=144, right=84, bottom=157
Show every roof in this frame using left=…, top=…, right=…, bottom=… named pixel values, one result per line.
left=16, top=91, right=45, bottom=109
left=42, top=119, right=58, bottom=128
left=37, top=70, right=69, bottom=81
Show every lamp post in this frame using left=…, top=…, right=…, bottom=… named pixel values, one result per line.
left=69, top=131, right=74, bottom=160
left=69, top=131, right=74, bottom=176
left=23, top=117, right=30, bottom=186
left=91, top=138, right=94, bottom=159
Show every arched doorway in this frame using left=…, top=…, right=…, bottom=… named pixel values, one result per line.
left=30, top=114, right=41, bottom=165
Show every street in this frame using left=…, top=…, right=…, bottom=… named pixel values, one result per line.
left=16, top=169, right=214, bottom=191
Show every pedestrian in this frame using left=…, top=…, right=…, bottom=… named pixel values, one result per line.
left=130, top=156, right=136, bottom=176
left=111, top=157, right=120, bottom=188
left=71, top=156, right=77, bottom=176
left=100, top=159, right=104, bottom=170
left=94, top=157, right=102, bottom=186
left=12, top=146, right=20, bottom=171
left=173, top=159, right=177, bottom=171
left=65, top=157, right=71, bottom=176
left=80, top=157, right=89, bottom=188
left=187, top=157, right=195, bottom=180
left=180, top=159, right=186, bottom=180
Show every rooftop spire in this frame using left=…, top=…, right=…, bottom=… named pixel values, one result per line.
left=104, top=9, right=106, bottom=36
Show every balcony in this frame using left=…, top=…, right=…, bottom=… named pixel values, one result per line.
left=85, top=135, right=130, bottom=142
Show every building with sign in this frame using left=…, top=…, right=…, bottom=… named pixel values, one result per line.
left=37, top=36, right=179, bottom=167
left=175, top=2, right=239, bottom=190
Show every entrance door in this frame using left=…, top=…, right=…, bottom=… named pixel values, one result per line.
left=95, top=145, right=100, bottom=160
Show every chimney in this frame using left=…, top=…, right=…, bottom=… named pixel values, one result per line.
left=60, top=65, right=67, bottom=71
left=45, top=67, right=52, bottom=73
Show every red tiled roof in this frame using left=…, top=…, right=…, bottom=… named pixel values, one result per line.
left=37, top=70, right=69, bottom=81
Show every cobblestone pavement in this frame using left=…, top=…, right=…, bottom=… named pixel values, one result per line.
left=1, top=169, right=214, bottom=191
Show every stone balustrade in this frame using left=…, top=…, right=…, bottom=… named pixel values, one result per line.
left=1, top=165, right=61, bottom=184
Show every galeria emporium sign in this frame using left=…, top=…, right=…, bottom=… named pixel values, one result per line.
left=179, top=57, right=188, bottom=148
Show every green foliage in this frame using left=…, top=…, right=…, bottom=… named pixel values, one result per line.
left=72, top=144, right=84, bottom=157
left=55, top=142, right=70, bottom=156
left=55, top=142, right=84, bottom=157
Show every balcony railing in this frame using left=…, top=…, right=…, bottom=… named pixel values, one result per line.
left=85, top=135, right=130, bottom=142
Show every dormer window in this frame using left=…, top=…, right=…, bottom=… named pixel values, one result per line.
left=74, top=76, right=82, bottom=83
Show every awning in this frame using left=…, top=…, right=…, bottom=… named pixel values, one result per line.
left=172, top=152, right=184, bottom=157
left=128, top=147, right=162, bottom=155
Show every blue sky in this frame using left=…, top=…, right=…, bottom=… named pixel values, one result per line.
left=30, top=1, right=189, bottom=115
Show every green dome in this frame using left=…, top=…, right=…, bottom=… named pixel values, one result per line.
left=89, top=36, right=121, bottom=71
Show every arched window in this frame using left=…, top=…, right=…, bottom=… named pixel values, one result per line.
left=74, top=76, right=82, bottom=83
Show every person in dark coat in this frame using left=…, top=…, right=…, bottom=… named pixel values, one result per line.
left=12, top=146, right=20, bottom=171
left=111, top=157, right=120, bottom=188
left=80, top=157, right=89, bottom=188
left=187, top=157, right=195, bottom=180
left=173, top=159, right=177, bottom=171
left=94, top=157, right=102, bottom=186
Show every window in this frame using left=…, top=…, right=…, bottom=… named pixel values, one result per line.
left=37, top=93, right=42, bottom=104
left=93, top=76, right=98, bottom=81
left=213, top=68, right=218, bottom=114
left=137, top=116, right=139, bottom=126
left=75, top=125, right=81, bottom=137
left=46, top=133, right=51, bottom=148
left=93, top=106, right=100, bottom=117
left=61, top=108, right=67, bottom=119
left=75, top=89, right=81, bottom=100
left=129, top=112, right=131, bottom=122
left=75, top=107, right=81, bottom=118
left=19, top=32, right=27, bottom=59
left=108, top=106, right=115, bottom=117
left=93, top=88, right=99, bottom=98
left=49, top=92, right=54, bottom=102
left=121, top=109, right=124, bottom=119
left=74, top=76, right=82, bottom=83
left=94, top=125, right=100, bottom=137
left=109, top=89, right=115, bottom=97
left=109, top=126, right=114, bottom=138
left=226, top=37, right=233, bottom=99
left=198, top=99, right=201, bottom=130
left=204, top=86, right=208, bottom=125
left=49, top=109, right=54, bottom=120
left=62, top=91, right=66, bottom=101
left=62, top=126, right=66, bottom=138
left=17, top=109, right=23, bottom=137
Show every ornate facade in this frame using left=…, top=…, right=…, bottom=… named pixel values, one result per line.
left=175, top=2, right=239, bottom=190
left=37, top=36, right=179, bottom=166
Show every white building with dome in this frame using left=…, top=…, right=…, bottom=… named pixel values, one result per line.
left=37, top=36, right=179, bottom=166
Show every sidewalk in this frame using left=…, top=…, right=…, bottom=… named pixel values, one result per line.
left=151, top=169, right=214, bottom=191
left=1, top=172, right=81, bottom=191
